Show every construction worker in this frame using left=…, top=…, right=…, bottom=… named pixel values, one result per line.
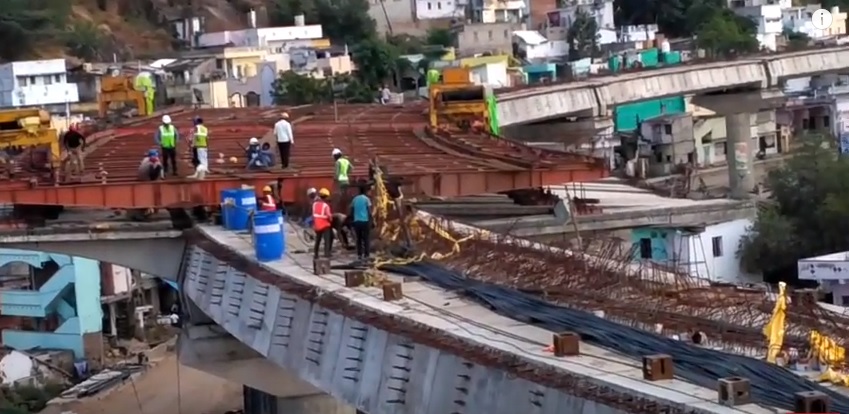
left=274, top=112, right=293, bottom=168
left=259, top=186, right=277, bottom=211
left=332, top=148, right=352, bottom=209
left=312, top=188, right=333, bottom=259
left=62, top=123, right=86, bottom=178
left=139, top=149, right=163, bottom=181
left=189, top=117, right=208, bottom=179
left=350, top=184, right=372, bottom=260
left=305, top=187, right=350, bottom=249
left=155, top=115, right=179, bottom=176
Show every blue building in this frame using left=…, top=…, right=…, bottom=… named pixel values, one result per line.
left=0, top=249, right=102, bottom=359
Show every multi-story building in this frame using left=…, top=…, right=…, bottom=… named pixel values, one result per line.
left=732, top=3, right=784, bottom=50
left=542, top=0, right=615, bottom=41
left=0, top=59, right=79, bottom=111
left=197, top=15, right=325, bottom=51
left=783, top=5, right=847, bottom=38
left=456, top=22, right=522, bottom=55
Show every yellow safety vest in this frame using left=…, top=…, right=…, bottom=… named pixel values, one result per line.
left=336, top=157, right=351, bottom=182
left=194, top=125, right=208, bottom=148
left=159, top=125, right=176, bottom=148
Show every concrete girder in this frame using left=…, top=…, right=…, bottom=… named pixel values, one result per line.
left=180, top=244, right=632, bottom=414
left=497, top=88, right=597, bottom=126
left=501, top=117, right=613, bottom=144
left=0, top=231, right=185, bottom=279
left=689, top=90, right=787, bottom=116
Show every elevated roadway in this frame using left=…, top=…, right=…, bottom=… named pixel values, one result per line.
left=0, top=216, right=786, bottom=414
left=496, top=46, right=849, bottom=126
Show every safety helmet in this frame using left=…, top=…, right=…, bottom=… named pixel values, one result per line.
left=68, top=123, right=78, bottom=132
left=281, top=112, right=289, bottom=119
left=249, top=137, right=259, bottom=145
left=262, top=185, right=273, bottom=193
left=148, top=149, right=158, bottom=157
left=306, top=187, right=317, bottom=196
left=194, top=117, right=203, bottom=124
left=331, top=148, right=342, bottom=157
left=162, top=115, right=172, bottom=124
left=318, top=188, right=330, bottom=197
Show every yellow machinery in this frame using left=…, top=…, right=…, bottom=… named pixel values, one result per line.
left=428, top=67, right=490, bottom=131
left=98, top=72, right=149, bottom=118
left=0, top=108, right=60, bottom=170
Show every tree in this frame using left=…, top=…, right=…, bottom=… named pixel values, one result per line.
left=65, top=21, right=106, bottom=61
left=695, top=11, right=758, bottom=58
left=738, top=134, right=849, bottom=281
left=0, top=0, right=67, bottom=61
left=270, top=0, right=376, bottom=45
left=784, top=28, right=811, bottom=50
left=425, top=28, right=454, bottom=48
left=567, top=9, right=599, bottom=60
left=270, top=71, right=375, bottom=105
left=352, top=37, right=402, bottom=88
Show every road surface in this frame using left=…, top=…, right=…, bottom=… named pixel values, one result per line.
left=41, top=355, right=242, bottom=414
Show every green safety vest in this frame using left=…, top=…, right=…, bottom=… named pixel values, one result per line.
left=159, top=125, right=176, bottom=148
left=336, top=157, right=351, bottom=182
left=194, top=125, right=208, bottom=148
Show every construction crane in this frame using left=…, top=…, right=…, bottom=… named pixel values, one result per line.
left=98, top=68, right=157, bottom=118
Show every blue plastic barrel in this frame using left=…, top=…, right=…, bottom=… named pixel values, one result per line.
left=219, top=189, right=237, bottom=229
left=253, top=211, right=284, bottom=262
left=229, top=188, right=258, bottom=231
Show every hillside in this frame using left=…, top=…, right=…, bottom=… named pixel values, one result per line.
left=28, top=0, right=267, bottom=61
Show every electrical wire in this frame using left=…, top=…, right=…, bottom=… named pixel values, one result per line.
left=384, top=260, right=849, bottom=412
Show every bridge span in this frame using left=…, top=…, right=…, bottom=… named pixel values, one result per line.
left=0, top=213, right=787, bottom=414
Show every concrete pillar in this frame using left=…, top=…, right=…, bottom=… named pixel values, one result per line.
left=243, top=385, right=356, bottom=414
left=725, top=112, right=754, bottom=200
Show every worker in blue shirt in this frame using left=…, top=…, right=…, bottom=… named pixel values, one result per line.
left=349, top=185, right=372, bottom=260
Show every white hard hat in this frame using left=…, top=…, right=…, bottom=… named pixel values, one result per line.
left=249, top=137, right=259, bottom=145
left=306, top=187, right=317, bottom=195
left=331, top=148, right=342, bottom=157
left=162, top=115, right=172, bottom=124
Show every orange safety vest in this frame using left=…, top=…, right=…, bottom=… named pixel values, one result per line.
left=312, top=201, right=332, bottom=231
left=260, top=194, right=276, bottom=211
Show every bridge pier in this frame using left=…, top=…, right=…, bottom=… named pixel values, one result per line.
left=691, top=89, right=786, bottom=200
left=243, top=386, right=356, bottom=414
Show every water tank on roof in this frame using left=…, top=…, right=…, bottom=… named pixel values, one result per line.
left=661, top=40, right=671, bottom=53
left=294, top=14, right=305, bottom=26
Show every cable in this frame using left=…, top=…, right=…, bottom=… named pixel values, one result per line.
left=384, top=260, right=849, bottom=413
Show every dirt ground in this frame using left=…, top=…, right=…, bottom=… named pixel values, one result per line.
left=40, top=355, right=242, bottom=414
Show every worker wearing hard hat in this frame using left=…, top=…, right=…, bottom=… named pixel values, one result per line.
left=332, top=148, right=352, bottom=207
left=312, top=188, right=334, bottom=259
left=259, top=186, right=277, bottom=211
left=274, top=112, right=293, bottom=168
left=188, top=117, right=209, bottom=179
left=155, top=115, right=180, bottom=176
left=139, top=149, right=163, bottom=181
left=245, top=137, right=266, bottom=170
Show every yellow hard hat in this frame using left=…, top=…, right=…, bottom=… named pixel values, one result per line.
left=318, top=188, right=330, bottom=197
left=262, top=185, right=272, bottom=192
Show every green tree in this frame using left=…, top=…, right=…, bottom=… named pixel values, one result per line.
left=695, top=11, right=758, bottom=58
left=784, top=27, right=811, bottom=50
left=0, top=0, right=68, bottom=61
left=738, top=134, right=849, bottom=281
left=425, top=28, right=454, bottom=48
left=270, top=71, right=375, bottom=105
left=65, top=21, right=106, bottom=61
left=270, top=0, right=376, bottom=45
left=352, top=37, right=401, bottom=88
left=567, top=9, right=599, bottom=60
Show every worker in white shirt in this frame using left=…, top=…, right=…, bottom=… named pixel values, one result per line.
left=274, top=112, right=294, bottom=168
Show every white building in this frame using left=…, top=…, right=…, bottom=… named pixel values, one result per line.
left=512, top=30, right=568, bottom=59
left=469, top=0, right=525, bottom=24
left=0, top=59, right=79, bottom=110
left=416, top=0, right=465, bottom=20
left=542, top=0, right=616, bottom=42
left=733, top=4, right=784, bottom=51
left=799, top=251, right=849, bottom=306
left=666, top=219, right=759, bottom=284
left=197, top=16, right=323, bottom=50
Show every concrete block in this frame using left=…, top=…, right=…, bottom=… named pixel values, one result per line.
left=313, top=258, right=330, bottom=275
left=717, top=377, right=750, bottom=406
left=794, top=390, right=830, bottom=413
left=382, top=282, right=403, bottom=301
left=344, top=271, right=365, bottom=288
left=642, top=354, right=673, bottom=381
left=552, top=332, right=579, bottom=357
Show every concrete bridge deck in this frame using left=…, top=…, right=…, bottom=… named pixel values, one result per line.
left=177, top=224, right=775, bottom=414
left=495, top=47, right=849, bottom=126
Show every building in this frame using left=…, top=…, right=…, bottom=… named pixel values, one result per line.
left=631, top=218, right=758, bottom=284
left=196, top=15, right=325, bottom=51
left=638, top=113, right=696, bottom=176
left=456, top=22, right=522, bottom=55
left=543, top=0, right=615, bottom=42
left=0, top=249, right=101, bottom=359
left=732, top=3, right=784, bottom=50
left=512, top=30, right=567, bottom=59
left=471, top=0, right=525, bottom=23
left=416, top=0, right=465, bottom=20
left=798, top=251, right=849, bottom=305
left=0, top=59, right=79, bottom=111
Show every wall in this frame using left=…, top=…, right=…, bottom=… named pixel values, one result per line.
left=370, top=0, right=417, bottom=35
left=676, top=219, right=758, bottom=284
left=631, top=228, right=671, bottom=262
left=457, top=22, right=520, bottom=55
left=198, top=26, right=323, bottom=48
left=0, top=59, right=79, bottom=108
left=416, top=0, right=462, bottom=19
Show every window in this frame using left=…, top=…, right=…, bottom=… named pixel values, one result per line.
left=473, top=31, right=479, bottom=40
left=54, top=74, right=61, bottom=83
left=437, top=1, right=441, bottom=8
left=488, top=30, right=493, bottom=40
left=16, top=76, right=27, bottom=86
left=664, top=124, right=672, bottom=134
left=427, top=1, right=432, bottom=9
left=824, top=116, right=831, bottom=128
left=711, top=236, right=723, bottom=257
left=28, top=76, right=35, bottom=85
left=639, top=238, right=652, bottom=259
left=43, top=75, right=52, bottom=85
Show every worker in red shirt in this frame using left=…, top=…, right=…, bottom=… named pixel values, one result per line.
left=312, top=188, right=333, bottom=259
left=259, top=186, right=276, bottom=211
